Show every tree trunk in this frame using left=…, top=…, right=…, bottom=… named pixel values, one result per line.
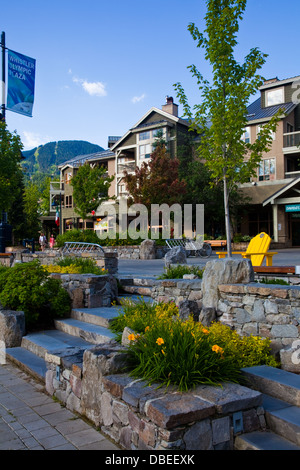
left=223, top=171, right=232, bottom=257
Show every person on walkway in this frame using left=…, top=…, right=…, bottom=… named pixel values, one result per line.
left=39, top=233, right=47, bottom=251
left=49, top=234, right=55, bottom=250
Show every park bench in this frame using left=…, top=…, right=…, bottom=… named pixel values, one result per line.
left=205, top=240, right=227, bottom=249
left=216, top=232, right=277, bottom=266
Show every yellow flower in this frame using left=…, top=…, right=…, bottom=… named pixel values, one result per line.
left=145, top=326, right=150, bottom=332
left=212, top=345, right=224, bottom=355
left=161, top=349, right=166, bottom=355
left=202, top=328, right=209, bottom=335
left=128, top=334, right=136, bottom=341
left=156, top=337, right=164, bottom=346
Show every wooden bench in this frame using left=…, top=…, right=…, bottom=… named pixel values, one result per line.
left=253, top=266, right=295, bottom=274
left=205, top=240, right=227, bottom=249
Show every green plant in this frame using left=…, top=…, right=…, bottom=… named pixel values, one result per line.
left=55, top=257, right=107, bottom=274
left=158, top=264, right=204, bottom=279
left=110, top=298, right=177, bottom=343
left=0, top=260, right=71, bottom=328
left=114, top=301, right=278, bottom=391
left=259, top=278, right=289, bottom=286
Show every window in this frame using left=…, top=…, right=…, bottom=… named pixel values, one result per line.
left=242, top=127, right=251, bottom=143
left=139, top=144, right=152, bottom=159
left=258, top=158, right=275, bottom=181
left=265, top=87, right=284, bottom=107
left=257, top=125, right=275, bottom=141
left=65, top=195, right=72, bottom=208
left=139, top=131, right=150, bottom=141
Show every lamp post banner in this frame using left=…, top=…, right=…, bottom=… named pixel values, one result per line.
left=7, top=49, right=35, bottom=117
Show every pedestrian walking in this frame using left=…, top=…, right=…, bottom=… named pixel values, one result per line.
left=39, top=233, right=47, bottom=251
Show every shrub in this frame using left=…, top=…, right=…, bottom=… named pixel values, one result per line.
left=112, top=301, right=279, bottom=391
left=0, top=261, right=71, bottom=328
left=158, top=264, right=204, bottom=279
left=54, top=257, right=107, bottom=275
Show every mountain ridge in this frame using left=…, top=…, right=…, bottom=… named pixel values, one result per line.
left=22, top=140, right=105, bottom=175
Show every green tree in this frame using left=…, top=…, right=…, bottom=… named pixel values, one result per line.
left=174, top=0, right=281, bottom=256
left=23, top=182, right=42, bottom=239
left=0, top=120, right=23, bottom=214
left=71, top=163, right=114, bottom=221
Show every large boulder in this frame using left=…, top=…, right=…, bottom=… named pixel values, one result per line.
left=0, top=308, right=25, bottom=348
left=164, top=246, right=187, bottom=268
left=200, top=258, right=254, bottom=326
left=140, top=239, right=156, bottom=260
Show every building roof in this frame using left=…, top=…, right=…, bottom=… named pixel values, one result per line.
left=111, top=107, right=190, bottom=151
left=239, top=183, right=289, bottom=205
left=58, top=149, right=114, bottom=170
left=246, top=98, right=296, bottom=123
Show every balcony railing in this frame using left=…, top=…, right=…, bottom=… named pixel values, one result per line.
left=50, top=181, right=64, bottom=192
left=117, top=161, right=136, bottom=174
left=283, top=131, right=300, bottom=149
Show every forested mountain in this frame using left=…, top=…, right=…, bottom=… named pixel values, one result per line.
left=22, top=140, right=104, bottom=176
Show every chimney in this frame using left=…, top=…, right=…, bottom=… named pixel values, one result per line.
left=162, top=96, right=178, bottom=117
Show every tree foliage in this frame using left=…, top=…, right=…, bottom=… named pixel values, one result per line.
left=71, top=163, right=114, bottom=220
left=123, top=144, right=187, bottom=210
left=174, top=0, right=281, bottom=254
left=0, top=120, right=23, bottom=214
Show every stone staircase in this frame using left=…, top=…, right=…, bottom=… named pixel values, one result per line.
left=235, top=366, right=300, bottom=450
left=5, top=276, right=300, bottom=450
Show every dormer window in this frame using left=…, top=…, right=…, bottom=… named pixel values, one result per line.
left=265, top=87, right=284, bottom=107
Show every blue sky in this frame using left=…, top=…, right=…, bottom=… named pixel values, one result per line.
left=2, top=0, right=300, bottom=151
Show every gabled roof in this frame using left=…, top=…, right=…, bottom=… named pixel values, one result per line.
left=111, top=107, right=190, bottom=151
left=246, top=98, right=296, bottom=124
left=262, top=177, right=300, bottom=206
left=58, top=149, right=114, bottom=171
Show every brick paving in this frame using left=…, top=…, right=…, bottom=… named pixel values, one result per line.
left=0, top=362, right=120, bottom=450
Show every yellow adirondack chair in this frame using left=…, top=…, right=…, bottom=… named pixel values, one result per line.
left=216, top=232, right=277, bottom=266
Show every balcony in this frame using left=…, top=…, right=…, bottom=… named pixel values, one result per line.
left=50, top=181, right=64, bottom=193
left=117, top=161, right=136, bottom=175
left=283, top=131, right=300, bottom=154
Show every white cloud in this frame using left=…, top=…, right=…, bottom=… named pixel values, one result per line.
left=22, top=131, right=51, bottom=150
left=72, top=76, right=107, bottom=97
left=132, top=94, right=146, bottom=104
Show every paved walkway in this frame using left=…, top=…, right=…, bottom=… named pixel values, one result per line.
left=0, top=362, right=120, bottom=450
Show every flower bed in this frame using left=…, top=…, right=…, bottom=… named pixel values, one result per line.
left=109, top=298, right=278, bottom=392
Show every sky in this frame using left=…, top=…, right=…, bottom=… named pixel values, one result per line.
left=1, top=0, right=300, bottom=151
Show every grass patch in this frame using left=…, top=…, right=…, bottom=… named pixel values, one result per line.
left=158, top=264, right=204, bottom=279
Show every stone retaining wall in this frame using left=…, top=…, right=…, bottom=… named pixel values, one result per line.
left=49, top=273, right=118, bottom=309
left=45, top=342, right=265, bottom=450
left=113, top=245, right=168, bottom=259
left=12, top=249, right=118, bottom=274
left=123, top=271, right=300, bottom=373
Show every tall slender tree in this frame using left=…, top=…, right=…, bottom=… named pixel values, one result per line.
left=174, top=0, right=281, bottom=256
left=71, top=163, right=114, bottom=222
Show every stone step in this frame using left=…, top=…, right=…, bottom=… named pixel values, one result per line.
left=117, top=294, right=154, bottom=305
left=6, top=347, right=47, bottom=382
left=234, top=431, right=300, bottom=450
left=54, top=318, right=116, bottom=345
left=262, top=394, right=300, bottom=446
left=71, top=306, right=123, bottom=328
left=242, top=365, right=300, bottom=406
left=121, top=285, right=153, bottom=296
left=20, top=329, right=94, bottom=359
